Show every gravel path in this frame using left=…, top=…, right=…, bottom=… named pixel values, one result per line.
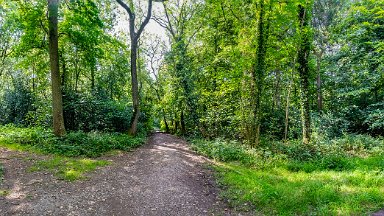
left=0, top=133, right=234, bottom=216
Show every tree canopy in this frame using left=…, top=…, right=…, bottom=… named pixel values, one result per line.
left=0, top=0, right=382, bottom=141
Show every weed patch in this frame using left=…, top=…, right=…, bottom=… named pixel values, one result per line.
left=29, top=157, right=110, bottom=181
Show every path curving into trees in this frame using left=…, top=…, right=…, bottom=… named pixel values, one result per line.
left=0, top=133, right=236, bottom=216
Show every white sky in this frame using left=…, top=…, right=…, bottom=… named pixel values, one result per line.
left=114, top=2, right=168, bottom=44
left=114, top=2, right=169, bottom=77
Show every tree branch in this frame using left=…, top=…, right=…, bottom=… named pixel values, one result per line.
left=136, top=0, right=153, bottom=39
left=162, top=2, right=176, bottom=38
left=116, top=0, right=134, bottom=19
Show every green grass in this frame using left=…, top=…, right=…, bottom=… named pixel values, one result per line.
left=191, top=136, right=384, bottom=215
left=0, top=125, right=146, bottom=181
left=0, top=190, right=8, bottom=196
left=29, top=157, right=110, bottom=181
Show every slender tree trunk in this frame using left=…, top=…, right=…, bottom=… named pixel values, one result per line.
left=163, top=115, right=169, bottom=133
left=284, top=80, right=292, bottom=141
left=91, top=66, right=95, bottom=91
left=316, top=56, right=323, bottom=111
left=297, top=5, right=312, bottom=144
left=181, top=110, right=186, bottom=135
left=48, top=0, right=66, bottom=137
left=128, top=40, right=140, bottom=135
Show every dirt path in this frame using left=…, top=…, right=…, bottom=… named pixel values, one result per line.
left=0, top=133, right=235, bottom=216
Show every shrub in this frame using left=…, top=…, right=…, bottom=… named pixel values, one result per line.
left=0, top=81, right=35, bottom=126
left=63, top=92, right=133, bottom=133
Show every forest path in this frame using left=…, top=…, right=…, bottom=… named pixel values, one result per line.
left=0, top=133, right=235, bottom=216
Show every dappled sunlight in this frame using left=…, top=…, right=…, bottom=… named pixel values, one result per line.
left=6, top=180, right=26, bottom=200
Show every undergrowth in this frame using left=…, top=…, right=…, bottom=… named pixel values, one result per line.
left=0, top=125, right=146, bottom=181
left=191, top=135, right=384, bottom=215
left=0, top=125, right=145, bottom=158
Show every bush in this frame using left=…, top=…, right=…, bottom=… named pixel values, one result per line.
left=0, top=81, right=35, bottom=126
left=63, top=92, right=134, bottom=133
left=312, top=112, right=350, bottom=138
left=364, top=102, right=384, bottom=136
left=191, top=139, right=249, bottom=162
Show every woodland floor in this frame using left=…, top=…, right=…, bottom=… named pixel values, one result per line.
left=0, top=133, right=238, bottom=216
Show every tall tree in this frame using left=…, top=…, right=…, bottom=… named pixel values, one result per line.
left=116, top=0, right=155, bottom=135
left=251, top=0, right=271, bottom=146
left=47, top=0, right=66, bottom=136
left=297, top=3, right=313, bottom=144
left=153, top=0, right=202, bottom=135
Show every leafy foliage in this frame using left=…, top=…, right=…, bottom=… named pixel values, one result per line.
left=0, top=81, right=35, bottom=126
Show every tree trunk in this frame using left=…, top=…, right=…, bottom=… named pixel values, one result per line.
left=91, top=66, right=95, bottom=91
left=297, top=5, right=312, bottom=144
left=128, top=40, right=140, bottom=135
left=316, top=57, right=323, bottom=111
left=251, top=0, right=267, bottom=147
left=163, top=115, right=169, bottom=133
left=181, top=111, right=186, bottom=135
left=284, top=79, right=292, bottom=141
left=116, top=0, right=153, bottom=136
left=48, top=0, right=66, bottom=137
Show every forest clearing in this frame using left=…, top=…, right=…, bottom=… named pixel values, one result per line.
left=0, top=0, right=384, bottom=215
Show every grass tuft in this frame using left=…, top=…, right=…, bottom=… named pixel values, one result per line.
left=29, top=157, right=110, bottom=181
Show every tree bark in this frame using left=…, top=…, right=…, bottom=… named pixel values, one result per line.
left=297, top=4, right=312, bottom=144
left=48, top=0, right=66, bottom=137
left=128, top=40, right=140, bottom=135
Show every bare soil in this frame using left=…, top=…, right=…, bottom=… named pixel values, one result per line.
left=0, top=133, right=238, bottom=216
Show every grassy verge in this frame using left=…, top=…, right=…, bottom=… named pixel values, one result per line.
left=0, top=125, right=146, bottom=181
left=191, top=135, right=384, bottom=215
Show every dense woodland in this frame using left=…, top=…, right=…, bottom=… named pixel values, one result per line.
left=0, top=0, right=383, bottom=142
left=0, top=0, right=384, bottom=214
